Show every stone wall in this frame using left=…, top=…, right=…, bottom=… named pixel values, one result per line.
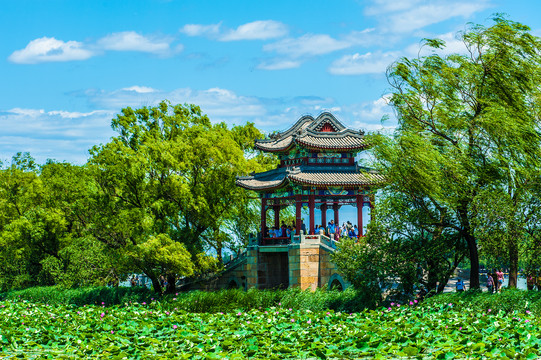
left=198, top=239, right=348, bottom=291
left=319, top=245, right=340, bottom=288
left=288, top=244, right=321, bottom=291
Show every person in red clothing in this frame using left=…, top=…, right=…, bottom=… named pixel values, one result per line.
left=496, top=269, right=504, bottom=292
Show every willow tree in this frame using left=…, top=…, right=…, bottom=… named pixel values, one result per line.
left=371, top=16, right=541, bottom=289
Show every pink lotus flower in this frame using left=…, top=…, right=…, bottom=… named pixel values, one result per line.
left=100, top=313, right=105, bottom=318
left=173, top=325, right=178, bottom=329
left=291, top=319, right=295, bottom=322
left=388, top=307, right=392, bottom=311
left=111, top=330, right=114, bottom=334
left=414, top=300, right=418, bottom=303
left=307, top=320, right=311, bottom=324
left=101, top=302, right=105, bottom=305
left=409, top=301, right=414, bottom=305
left=142, top=302, right=146, bottom=305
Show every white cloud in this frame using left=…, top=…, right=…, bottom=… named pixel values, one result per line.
left=349, top=95, right=397, bottom=132
left=97, top=31, right=174, bottom=54
left=47, top=109, right=111, bottom=119
left=1, top=88, right=394, bottom=164
left=8, top=37, right=93, bottom=64
left=344, top=28, right=390, bottom=47
left=329, top=51, right=398, bottom=75
left=264, top=34, right=351, bottom=58
left=219, top=20, right=288, bottom=41
left=365, top=0, right=422, bottom=15
left=0, top=108, right=115, bottom=164
left=180, top=23, right=221, bottom=37
left=121, top=86, right=158, bottom=93
left=256, top=59, right=301, bottom=70
left=180, top=20, right=287, bottom=41
left=9, top=32, right=180, bottom=64
left=365, top=0, right=492, bottom=33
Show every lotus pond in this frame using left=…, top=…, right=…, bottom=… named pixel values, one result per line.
left=0, top=298, right=539, bottom=359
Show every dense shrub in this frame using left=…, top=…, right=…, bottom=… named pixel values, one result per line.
left=7, top=286, right=541, bottom=315
left=0, top=286, right=155, bottom=306
left=422, top=288, right=541, bottom=315
left=0, top=286, right=374, bottom=312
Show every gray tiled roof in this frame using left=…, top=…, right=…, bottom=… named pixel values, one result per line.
left=236, top=165, right=383, bottom=191
left=289, top=170, right=384, bottom=186
left=297, top=134, right=368, bottom=150
left=254, top=112, right=367, bottom=153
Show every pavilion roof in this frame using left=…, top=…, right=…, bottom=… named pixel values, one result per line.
left=254, top=112, right=368, bottom=153
left=236, top=165, right=384, bottom=191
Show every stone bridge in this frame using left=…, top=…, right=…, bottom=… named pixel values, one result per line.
left=213, top=232, right=349, bottom=291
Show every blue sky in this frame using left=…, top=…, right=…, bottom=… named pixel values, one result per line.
left=1, top=0, right=540, bottom=165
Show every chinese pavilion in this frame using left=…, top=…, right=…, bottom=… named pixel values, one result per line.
left=237, top=112, right=383, bottom=241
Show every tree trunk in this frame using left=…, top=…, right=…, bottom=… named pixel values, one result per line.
left=508, top=236, right=519, bottom=288
left=458, top=203, right=480, bottom=289
left=166, top=274, right=176, bottom=294
left=466, top=233, right=480, bottom=289
left=147, top=273, right=162, bottom=294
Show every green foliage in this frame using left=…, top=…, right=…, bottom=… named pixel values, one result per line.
left=0, top=156, right=116, bottom=291
left=0, top=286, right=155, bottom=306
left=0, top=101, right=272, bottom=293
left=331, top=238, right=384, bottom=307
left=424, top=288, right=541, bottom=316
left=88, top=101, right=271, bottom=292
left=371, top=16, right=541, bottom=289
left=1, top=286, right=373, bottom=313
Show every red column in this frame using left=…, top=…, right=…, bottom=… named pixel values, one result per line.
left=295, top=195, right=302, bottom=233
left=261, top=198, right=267, bottom=239
left=333, top=203, right=339, bottom=225
left=321, top=204, right=327, bottom=229
left=356, top=195, right=363, bottom=236
left=274, top=205, right=280, bottom=229
left=309, top=194, right=315, bottom=234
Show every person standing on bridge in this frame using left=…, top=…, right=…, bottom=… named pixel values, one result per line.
left=327, top=220, right=336, bottom=240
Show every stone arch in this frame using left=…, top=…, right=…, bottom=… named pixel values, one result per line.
left=328, top=273, right=347, bottom=291
left=227, top=276, right=242, bottom=289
